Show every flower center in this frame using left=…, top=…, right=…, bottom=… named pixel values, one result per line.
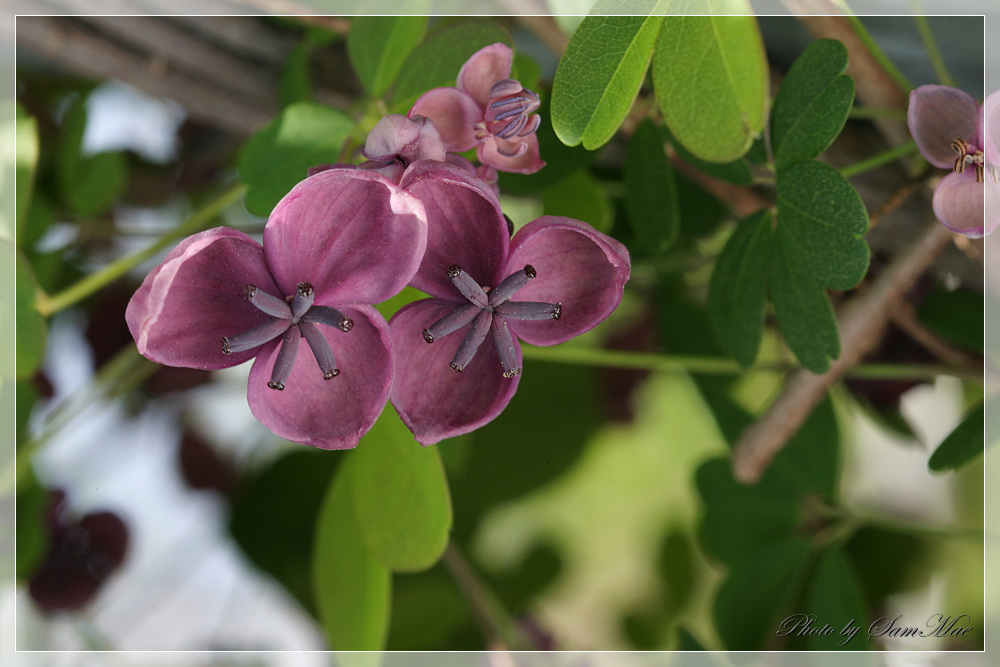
left=421, top=264, right=561, bottom=378
left=480, top=79, right=541, bottom=149
left=951, top=136, right=988, bottom=182
left=222, top=282, right=354, bottom=391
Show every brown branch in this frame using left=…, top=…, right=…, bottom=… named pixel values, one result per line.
left=731, top=219, right=954, bottom=483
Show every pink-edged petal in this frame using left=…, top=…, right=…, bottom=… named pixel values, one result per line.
left=399, top=160, right=509, bottom=299
left=264, top=168, right=427, bottom=305
left=477, top=134, right=546, bottom=174
left=932, top=171, right=985, bottom=238
left=504, top=216, right=630, bottom=346
left=126, top=227, right=280, bottom=370
left=389, top=299, right=520, bottom=445
left=409, top=88, right=482, bottom=152
left=247, top=305, right=393, bottom=450
left=908, top=85, right=980, bottom=169
left=362, top=114, right=447, bottom=164
left=457, top=43, right=513, bottom=108
left=983, top=90, right=1000, bottom=167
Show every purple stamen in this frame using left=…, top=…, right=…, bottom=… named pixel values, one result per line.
left=245, top=285, right=292, bottom=319
left=223, top=318, right=290, bottom=355
left=450, top=310, right=493, bottom=372
left=519, top=114, right=541, bottom=137
left=302, top=305, right=354, bottom=332
left=491, top=315, right=521, bottom=378
left=299, top=322, right=339, bottom=379
left=447, top=265, right=490, bottom=308
left=268, top=327, right=300, bottom=390
left=423, top=302, right=480, bottom=343
left=495, top=115, right=528, bottom=139
left=495, top=301, right=561, bottom=321
left=291, top=283, right=315, bottom=320
left=489, top=79, right=524, bottom=99
left=488, top=265, right=535, bottom=306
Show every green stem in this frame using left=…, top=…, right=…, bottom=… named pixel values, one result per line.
left=839, top=140, right=919, bottom=178
left=36, top=182, right=246, bottom=317
left=441, top=542, right=524, bottom=650
left=831, top=1, right=913, bottom=92
left=520, top=344, right=982, bottom=382
left=911, top=6, right=957, bottom=88
left=819, top=503, right=988, bottom=543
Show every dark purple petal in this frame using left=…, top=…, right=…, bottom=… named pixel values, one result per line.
left=409, top=87, right=482, bottom=152
left=400, top=161, right=509, bottom=299
left=389, top=299, right=520, bottom=445
left=477, top=134, right=546, bottom=174
left=457, top=43, right=513, bottom=108
left=908, top=85, right=980, bottom=169
left=504, top=217, right=630, bottom=346
left=126, top=227, right=280, bottom=370
left=247, top=305, right=393, bottom=450
left=932, top=170, right=986, bottom=237
left=264, top=169, right=427, bottom=305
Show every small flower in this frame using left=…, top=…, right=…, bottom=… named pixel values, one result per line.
left=126, top=169, right=427, bottom=449
left=388, top=162, right=629, bottom=445
left=908, top=85, right=999, bottom=237
left=410, top=43, right=545, bottom=175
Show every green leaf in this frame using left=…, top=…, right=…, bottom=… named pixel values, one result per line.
left=57, top=96, right=127, bottom=217
left=348, top=16, right=428, bottom=98
left=15, top=248, right=46, bottom=381
left=929, top=400, right=985, bottom=471
left=770, top=238, right=840, bottom=373
left=653, top=13, right=768, bottom=162
left=776, top=160, right=870, bottom=290
left=238, top=102, right=354, bottom=217
left=352, top=408, right=452, bottom=572
left=771, top=39, right=855, bottom=170
left=917, top=288, right=984, bottom=351
left=804, top=548, right=871, bottom=650
left=541, top=169, right=613, bottom=234
left=15, top=104, right=39, bottom=243
left=714, top=538, right=813, bottom=650
left=279, top=36, right=316, bottom=106
left=708, top=211, right=773, bottom=367
left=625, top=119, right=679, bottom=251
left=313, top=457, right=391, bottom=651
left=16, top=471, right=50, bottom=582
left=769, top=395, right=840, bottom=499
left=551, top=15, right=663, bottom=150
left=391, top=21, right=512, bottom=110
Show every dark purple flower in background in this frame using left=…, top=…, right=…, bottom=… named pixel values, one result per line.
left=908, top=85, right=999, bottom=237
left=388, top=161, right=630, bottom=445
left=410, top=43, right=546, bottom=175
left=126, top=169, right=427, bottom=449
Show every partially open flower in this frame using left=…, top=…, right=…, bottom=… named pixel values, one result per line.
left=908, top=85, right=998, bottom=237
left=126, top=169, right=427, bottom=449
left=388, top=162, right=629, bottom=445
left=409, top=43, right=545, bottom=175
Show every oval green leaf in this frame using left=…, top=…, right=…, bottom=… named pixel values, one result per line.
left=348, top=16, right=428, bottom=97
left=804, top=547, right=871, bottom=650
left=771, top=39, right=855, bottom=170
left=929, top=399, right=986, bottom=471
left=238, top=102, right=354, bottom=217
left=653, top=12, right=768, bottom=163
left=776, top=160, right=870, bottom=290
left=625, top=119, right=679, bottom=251
left=15, top=248, right=46, bottom=381
left=352, top=408, right=452, bottom=572
left=551, top=15, right=664, bottom=150
left=312, top=457, right=391, bottom=651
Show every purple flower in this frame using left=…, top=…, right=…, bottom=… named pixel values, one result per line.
left=126, top=169, right=427, bottom=449
left=908, top=85, right=999, bottom=237
left=388, top=161, right=630, bottom=445
left=409, top=43, right=546, bottom=175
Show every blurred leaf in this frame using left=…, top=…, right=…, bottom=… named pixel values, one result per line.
left=238, top=102, right=354, bottom=217
left=349, top=16, right=428, bottom=98
left=57, top=96, right=127, bottom=217
left=15, top=472, right=49, bottom=581
left=313, top=457, right=391, bottom=651
left=770, top=238, right=840, bottom=373
left=776, top=160, right=870, bottom=290
left=391, top=21, right=512, bottom=110
left=540, top=169, right=613, bottom=233
left=714, top=537, right=813, bottom=650
left=279, top=35, right=316, bottom=106
left=15, top=104, right=39, bottom=243
left=769, top=395, right=840, bottom=500
left=708, top=211, right=772, bottom=367
left=804, top=547, right=870, bottom=650
left=15, top=379, right=39, bottom=446
left=675, top=171, right=728, bottom=241
left=229, top=448, right=340, bottom=612
left=15, top=248, right=47, bottom=381
left=511, top=51, right=541, bottom=91
left=844, top=527, right=928, bottom=611
left=658, top=530, right=696, bottom=611
left=676, top=627, right=708, bottom=650
left=653, top=13, right=768, bottom=162
left=625, top=119, right=679, bottom=252
left=387, top=567, right=477, bottom=650
left=662, top=124, right=754, bottom=186
left=771, top=39, right=855, bottom=171
left=489, top=541, right=562, bottom=612
left=917, top=288, right=984, bottom=352
left=929, top=400, right=985, bottom=472
left=551, top=15, right=663, bottom=150
left=352, top=408, right=452, bottom=572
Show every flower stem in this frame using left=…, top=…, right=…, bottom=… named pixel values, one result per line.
left=839, top=140, right=919, bottom=178
left=35, top=182, right=246, bottom=318
left=910, top=5, right=957, bottom=88
left=441, top=541, right=523, bottom=651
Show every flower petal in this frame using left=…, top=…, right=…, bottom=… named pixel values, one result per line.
left=477, top=134, right=546, bottom=174
left=457, top=43, right=513, bottom=108
left=932, top=171, right=986, bottom=237
left=409, top=87, right=482, bottom=152
left=400, top=161, right=509, bottom=299
left=247, top=305, right=393, bottom=449
left=908, top=84, right=980, bottom=169
left=362, top=113, right=447, bottom=164
left=504, top=216, right=631, bottom=346
left=126, top=227, right=280, bottom=370
left=982, top=90, right=1000, bottom=167
left=389, top=299, right=521, bottom=445
left=264, top=168, right=427, bottom=305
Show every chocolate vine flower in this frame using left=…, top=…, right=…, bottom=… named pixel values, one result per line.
left=409, top=43, right=545, bottom=174
left=908, top=85, right=999, bottom=237
left=388, top=162, right=629, bottom=444
left=126, top=169, right=427, bottom=449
